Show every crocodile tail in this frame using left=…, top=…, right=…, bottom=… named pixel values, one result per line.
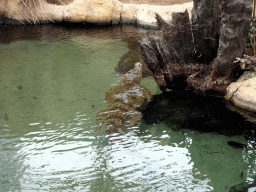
left=106, top=114, right=126, bottom=134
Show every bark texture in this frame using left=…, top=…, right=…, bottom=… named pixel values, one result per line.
left=140, top=0, right=253, bottom=95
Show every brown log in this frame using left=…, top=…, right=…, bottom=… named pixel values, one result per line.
left=140, top=0, right=253, bottom=95
left=140, top=10, right=207, bottom=91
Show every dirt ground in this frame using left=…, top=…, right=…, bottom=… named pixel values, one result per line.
left=119, top=0, right=192, bottom=6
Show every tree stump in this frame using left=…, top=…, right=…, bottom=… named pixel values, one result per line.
left=140, top=0, right=253, bottom=95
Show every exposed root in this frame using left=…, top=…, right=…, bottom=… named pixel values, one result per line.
left=20, top=0, right=39, bottom=23
left=234, top=55, right=256, bottom=71
left=0, top=4, right=25, bottom=24
left=18, top=0, right=56, bottom=24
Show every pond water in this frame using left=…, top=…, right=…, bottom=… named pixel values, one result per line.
left=0, top=24, right=256, bottom=192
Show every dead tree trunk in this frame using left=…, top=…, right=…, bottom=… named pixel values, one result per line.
left=140, top=0, right=253, bottom=95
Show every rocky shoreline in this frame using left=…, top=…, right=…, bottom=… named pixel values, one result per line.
left=117, top=2, right=192, bottom=28
left=0, top=0, right=193, bottom=28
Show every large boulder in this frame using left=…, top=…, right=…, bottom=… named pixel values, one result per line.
left=43, top=0, right=116, bottom=24
left=121, top=2, right=193, bottom=28
left=226, top=72, right=256, bottom=112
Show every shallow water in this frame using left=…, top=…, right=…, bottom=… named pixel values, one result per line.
left=0, top=24, right=256, bottom=192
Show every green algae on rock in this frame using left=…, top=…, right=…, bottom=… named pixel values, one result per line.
left=96, top=62, right=151, bottom=134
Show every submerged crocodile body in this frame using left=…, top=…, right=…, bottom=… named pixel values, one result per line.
left=96, top=62, right=152, bottom=134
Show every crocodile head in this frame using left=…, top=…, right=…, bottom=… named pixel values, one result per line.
left=120, top=62, right=143, bottom=85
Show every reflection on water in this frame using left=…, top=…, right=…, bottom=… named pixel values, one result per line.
left=0, top=24, right=256, bottom=192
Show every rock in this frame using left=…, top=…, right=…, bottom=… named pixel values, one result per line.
left=135, top=5, right=157, bottom=27
left=112, top=0, right=123, bottom=24
left=96, top=62, right=151, bottom=134
left=225, top=99, right=256, bottom=123
left=84, top=0, right=114, bottom=24
left=121, top=2, right=193, bottom=28
left=150, top=2, right=192, bottom=22
left=226, top=72, right=256, bottom=112
left=57, top=0, right=114, bottom=24
left=121, top=4, right=137, bottom=24
left=0, top=0, right=23, bottom=22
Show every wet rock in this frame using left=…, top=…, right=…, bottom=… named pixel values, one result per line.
left=96, top=62, right=151, bottom=134
left=226, top=71, right=256, bottom=112
left=225, top=99, right=256, bottom=124
left=225, top=55, right=256, bottom=112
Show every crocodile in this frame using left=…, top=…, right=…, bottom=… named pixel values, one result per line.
left=96, top=62, right=152, bottom=134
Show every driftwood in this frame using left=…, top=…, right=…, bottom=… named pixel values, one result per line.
left=140, top=0, right=253, bottom=95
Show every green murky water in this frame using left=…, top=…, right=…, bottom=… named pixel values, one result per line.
left=0, top=24, right=256, bottom=192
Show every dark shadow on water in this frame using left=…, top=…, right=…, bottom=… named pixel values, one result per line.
left=142, top=91, right=256, bottom=137
left=141, top=91, right=256, bottom=192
